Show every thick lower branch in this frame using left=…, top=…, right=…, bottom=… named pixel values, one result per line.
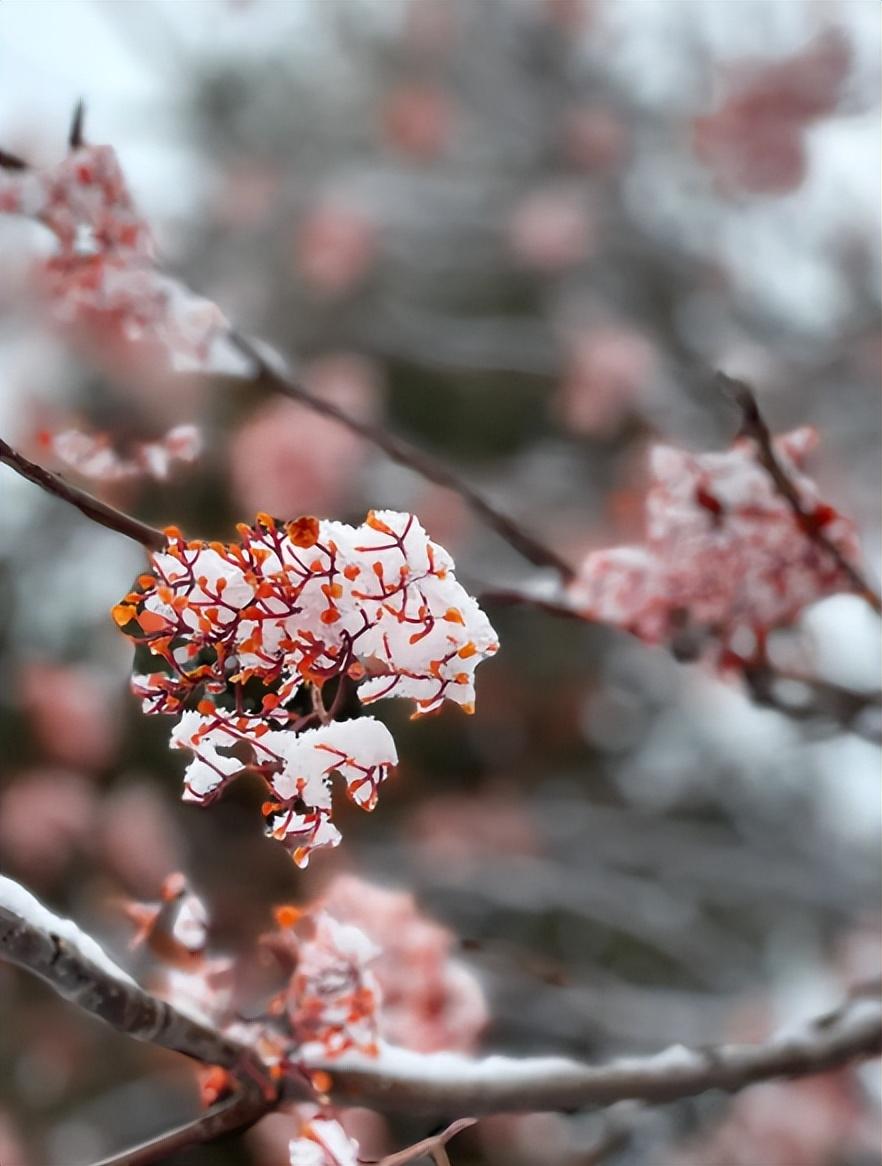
left=1, top=877, right=878, bottom=1140
left=316, top=990, right=881, bottom=1116
left=0, top=877, right=272, bottom=1087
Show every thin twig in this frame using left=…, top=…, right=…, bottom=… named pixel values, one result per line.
left=0, top=437, right=166, bottom=551
left=718, top=372, right=881, bottom=614
left=229, top=330, right=576, bottom=581
left=69, top=98, right=87, bottom=151
left=742, top=663, right=881, bottom=743
left=482, top=584, right=882, bottom=737
left=369, top=1118, right=477, bottom=1166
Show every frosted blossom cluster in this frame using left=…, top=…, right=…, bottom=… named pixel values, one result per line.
left=49, top=423, right=202, bottom=482
left=114, top=510, right=497, bottom=864
left=322, top=874, right=488, bottom=1053
left=0, top=141, right=229, bottom=370
left=569, top=428, right=861, bottom=663
left=284, top=909, right=382, bottom=1059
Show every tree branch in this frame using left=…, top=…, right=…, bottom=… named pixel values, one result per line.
left=2, top=874, right=878, bottom=1155
left=229, top=331, right=576, bottom=581
left=718, top=372, right=882, bottom=615
left=0, top=876, right=283, bottom=1163
left=317, top=987, right=881, bottom=1116
left=0, top=438, right=166, bottom=551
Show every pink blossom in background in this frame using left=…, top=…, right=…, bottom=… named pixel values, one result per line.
left=406, top=789, right=540, bottom=870
left=668, top=1072, right=879, bottom=1166
left=0, top=770, right=97, bottom=884
left=561, top=105, right=629, bottom=174
left=569, top=427, right=862, bottom=662
left=98, top=783, right=185, bottom=897
left=229, top=354, right=381, bottom=519
left=0, top=141, right=232, bottom=370
left=381, top=83, right=453, bottom=162
left=556, top=324, right=657, bottom=438
left=20, top=662, right=121, bottom=771
left=0, top=1110, right=28, bottom=1166
left=478, top=1112, right=573, bottom=1166
left=294, top=200, right=377, bottom=297
left=693, top=30, right=851, bottom=195
left=45, top=422, right=202, bottom=483
left=509, top=186, right=593, bottom=271
left=213, top=162, right=283, bottom=229
left=320, top=874, right=488, bottom=1052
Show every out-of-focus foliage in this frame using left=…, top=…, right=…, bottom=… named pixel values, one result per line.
left=0, top=2, right=878, bottom=1164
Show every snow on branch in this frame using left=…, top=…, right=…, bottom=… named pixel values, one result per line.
left=0, top=875, right=278, bottom=1097
left=318, top=991, right=881, bottom=1115
left=0, top=872, right=877, bottom=1129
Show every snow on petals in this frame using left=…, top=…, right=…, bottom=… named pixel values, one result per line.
left=115, top=510, right=496, bottom=863
left=320, top=874, right=488, bottom=1053
left=285, top=911, right=382, bottom=1059
left=569, top=428, right=862, bottom=664
left=289, top=1118, right=360, bottom=1166
left=0, top=141, right=231, bottom=371
left=49, top=423, right=202, bottom=482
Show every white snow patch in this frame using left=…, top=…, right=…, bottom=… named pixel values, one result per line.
left=0, top=875, right=136, bottom=986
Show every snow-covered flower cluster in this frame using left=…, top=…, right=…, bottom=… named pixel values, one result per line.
left=283, top=908, right=382, bottom=1059
left=569, top=428, right=861, bottom=664
left=321, top=874, right=488, bottom=1053
left=0, top=141, right=229, bottom=370
left=48, top=423, right=202, bottom=482
left=113, top=510, right=498, bottom=865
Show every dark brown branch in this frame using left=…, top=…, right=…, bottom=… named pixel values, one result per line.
left=0, top=147, right=27, bottom=170
left=2, top=876, right=879, bottom=1155
left=69, top=99, right=87, bottom=151
left=229, top=331, right=576, bottom=581
left=318, top=987, right=881, bottom=1116
left=481, top=587, right=882, bottom=738
left=0, top=877, right=284, bottom=1164
left=718, top=372, right=882, bottom=615
left=370, top=1118, right=477, bottom=1166
left=0, top=437, right=166, bottom=551
left=743, top=663, right=881, bottom=743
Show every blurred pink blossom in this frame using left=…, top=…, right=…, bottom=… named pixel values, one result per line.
left=693, top=30, right=851, bottom=196
left=228, top=354, right=382, bottom=519
left=509, top=186, right=592, bottom=271
left=556, top=324, right=657, bottom=437
left=294, top=201, right=377, bottom=297
left=0, top=770, right=97, bottom=884
left=20, top=662, right=121, bottom=771
left=562, top=105, right=629, bottom=174
left=98, top=783, right=185, bottom=897
left=406, top=788, right=541, bottom=870
left=381, top=83, right=453, bottom=161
